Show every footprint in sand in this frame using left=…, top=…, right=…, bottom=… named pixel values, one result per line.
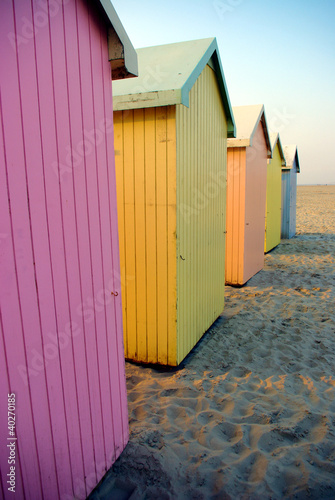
left=235, top=450, right=268, bottom=483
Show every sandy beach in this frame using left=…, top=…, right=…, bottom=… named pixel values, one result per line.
left=90, top=185, right=335, bottom=500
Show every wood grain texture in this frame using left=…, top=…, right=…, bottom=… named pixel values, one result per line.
left=265, top=143, right=282, bottom=252
left=114, top=106, right=177, bottom=365
left=176, top=64, right=227, bottom=364
left=226, top=120, right=267, bottom=285
left=281, top=165, right=298, bottom=239
left=0, top=1, right=128, bottom=498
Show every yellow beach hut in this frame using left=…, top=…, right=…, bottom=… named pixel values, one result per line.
left=281, top=145, right=300, bottom=238
left=226, top=104, right=272, bottom=286
left=264, top=133, right=286, bottom=252
left=113, top=38, right=235, bottom=366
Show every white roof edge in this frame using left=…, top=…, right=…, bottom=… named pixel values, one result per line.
left=283, top=144, right=300, bottom=172
left=98, top=0, right=138, bottom=78
left=113, top=89, right=182, bottom=110
left=227, top=138, right=250, bottom=148
left=230, top=104, right=271, bottom=157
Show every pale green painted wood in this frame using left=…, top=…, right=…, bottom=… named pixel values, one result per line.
left=176, top=64, right=227, bottom=364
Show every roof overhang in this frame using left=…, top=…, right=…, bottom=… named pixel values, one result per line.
left=269, top=132, right=286, bottom=166
left=180, top=38, right=236, bottom=138
left=98, top=0, right=138, bottom=79
left=112, top=37, right=236, bottom=138
left=295, top=149, right=300, bottom=173
left=282, top=145, right=300, bottom=173
left=228, top=105, right=272, bottom=157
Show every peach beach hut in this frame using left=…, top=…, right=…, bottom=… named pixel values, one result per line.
left=281, top=145, right=301, bottom=239
left=226, top=104, right=272, bottom=286
left=264, top=132, right=286, bottom=253
left=0, top=1, right=137, bottom=499
left=112, top=38, right=235, bottom=366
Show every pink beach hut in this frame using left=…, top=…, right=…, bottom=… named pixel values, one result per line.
left=226, top=104, right=272, bottom=285
left=0, top=1, right=137, bottom=499
left=281, top=145, right=300, bottom=239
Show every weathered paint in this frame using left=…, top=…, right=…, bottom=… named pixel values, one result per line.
left=114, top=60, right=229, bottom=365
left=281, top=145, right=300, bottom=239
left=0, top=1, right=134, bottom=498
left=264, top=134, right=285, bottom=252
left=226, top=106, right=270, bottom=285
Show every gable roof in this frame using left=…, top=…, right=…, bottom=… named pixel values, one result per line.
left=269, top=132, right=286, bottom=166
left=227, top=104, right=272, bottom=158
left=98, top=0, right=138, bottom=79
left=112, top=37, right=236, bottom=137
left=283, top=145, right=300, bottom=173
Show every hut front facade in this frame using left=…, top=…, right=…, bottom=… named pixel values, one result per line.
left=264, top=133, right=286, bottom=253
left=113, top=38, right=235, bottom=366
left=226, top=104, right=272, bottom=286
left=281, top=145, right=300, bottom=239
left=0, top=1, right=137, bottom=499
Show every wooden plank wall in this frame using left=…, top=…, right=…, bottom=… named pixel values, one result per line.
left=114, top=106, right=177, bottom=365
left=225, top=147, right=246, bottom=285
left=176, top=64, right=227, bottom=363
left=0, top=1, right=128, bottom=498
left=243, top=121, right=267, bottom=283
left=265, top=143, right=282, bottom=252
left=281, top=170, right=291, bottom=238
left=289, top=163, right=298, bottom=237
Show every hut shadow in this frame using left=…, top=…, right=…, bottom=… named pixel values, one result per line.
left=267, top=234, right=335, bottom=257
left=125, top=311, right=235, bottom=375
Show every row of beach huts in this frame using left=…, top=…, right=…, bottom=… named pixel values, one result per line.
left=0, top=1, right=299, bottom=499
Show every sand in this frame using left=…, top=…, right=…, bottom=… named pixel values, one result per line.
left=90, top=185, right=335, bottom=500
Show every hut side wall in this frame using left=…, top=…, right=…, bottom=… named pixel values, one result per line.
left=243, top=121, right=267, bottom=283
left=281, top=169, right=291, bottom=238
left=176, top=64, right=227, bottom=363
left=0, top=1, right=128, bottom=499
left=114, top=107, right=177, bottom=365
left=265, top=144, right=282, bottom=252
left=226, top=148, right=247, bottom=285
left=289, top=162, right=298, bottom=237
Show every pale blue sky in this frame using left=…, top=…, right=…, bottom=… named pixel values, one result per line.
left=113, top=0, right=335, bottom=185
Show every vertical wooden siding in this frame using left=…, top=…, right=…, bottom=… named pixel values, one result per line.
left=226, top=148, right=247, bottom=285
left=281, top=170, right=291, bottom=238
left=289, top=164, right=297, bottom=237
left=176, top=64, right=227, bottom=364
left=114, top=107, right=177, bottom=365
left=243, top=121, right=267, bottom=283
left=0, top=1, right=128, bottom=499
left=226, top=121, right=267, bottom=285
left=264, top=144, right=282, bottom=252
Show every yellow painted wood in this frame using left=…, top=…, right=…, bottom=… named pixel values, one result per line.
left=176, top=65, right=227, bottom=364
left=114, top=106, right=177, bottom=364
left=133, top=109, right=147, bottom=360
left=166, top=106, right=178, bottom=365
left=265, top=142, right=282, bottom=252
left=114, top=64, right=228, bottom=366
left=144, top=107, right=157, bottom=362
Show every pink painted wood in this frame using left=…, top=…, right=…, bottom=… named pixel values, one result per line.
left=243, top=120, right=268, bottom=283
left=226, top=120, right=268, bottom=285
left=0, top=1, right=128, bottom=499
